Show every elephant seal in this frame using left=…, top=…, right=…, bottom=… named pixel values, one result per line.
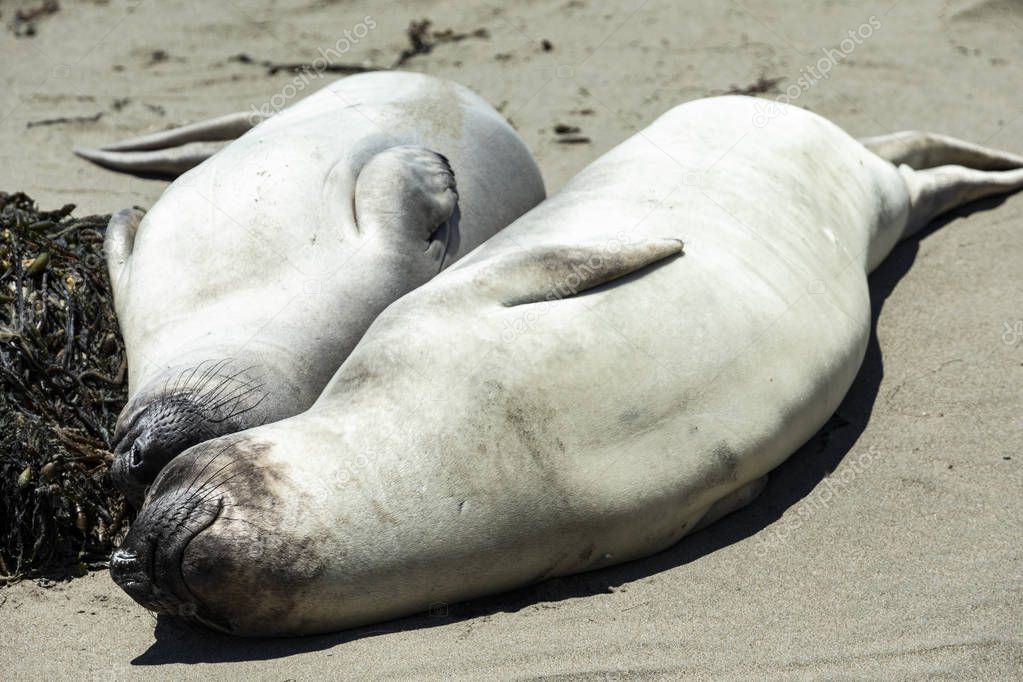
left=110, top=96, right=1023, bottom=635
left=78, top=72, right=544, bottom=503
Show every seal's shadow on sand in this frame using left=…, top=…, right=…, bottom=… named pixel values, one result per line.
left=131, top=196, right=1012, bottom=665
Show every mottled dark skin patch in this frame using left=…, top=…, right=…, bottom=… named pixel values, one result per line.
left=532, top=551, right=571, bottom=583
left=504, top=404, right=550, bottom=469
left=619, top=407, right=643, bottom=425
left=708, top=442, right=742, bottom=486
left=611, top=391, right=692, bottom=442
left=114, top=436, right=329, bottom=634
left=368, top=497, right=399, bottom=525
left=577, top=543, right=595, bottom=563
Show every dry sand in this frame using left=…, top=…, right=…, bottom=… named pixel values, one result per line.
left=2, top=0, right=1022, bottom=679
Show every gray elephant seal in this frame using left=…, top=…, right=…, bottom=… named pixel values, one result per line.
left=78, top=72, right=544, bottom=503
left=110, top=95, right=1023, bottom=635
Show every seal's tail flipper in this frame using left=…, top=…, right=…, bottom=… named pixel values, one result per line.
left=74, top=141, right=229, bottom=177
left=898, top=164, right=1023, bottom=238
left=74, top=111, right=268, bottom=177
left=862, top=130, right=1023, bottom=238
left=860, top=131, right=1023, bottom=171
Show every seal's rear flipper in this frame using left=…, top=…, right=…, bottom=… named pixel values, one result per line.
left=479, top=238, right=684, bottom=307
left=74, top=111, right=269, bottom=177
left=861, top=131, right=1023, bottom=171
left=75, top=141, right=227, bottom=177
left=899, top=164, right=1023, bottom=238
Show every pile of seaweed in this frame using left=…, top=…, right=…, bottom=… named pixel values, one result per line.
left=0, top=191, right=129, bottom=580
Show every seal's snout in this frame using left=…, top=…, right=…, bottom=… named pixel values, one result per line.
left=109, top=548, right=160, bottom=610
left=110, top=477, right=226, bottom=626
left=110, top=537, right=182, bottom=614
left=111, top=363, right=270, bottom=505
left=111, top=396, right=218, bottom=505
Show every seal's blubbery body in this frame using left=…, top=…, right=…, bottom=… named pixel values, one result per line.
left=113, top=96, right=1023, bottom=635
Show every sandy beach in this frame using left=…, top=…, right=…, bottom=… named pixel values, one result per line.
left=1, top=0, right=1021, bottom=678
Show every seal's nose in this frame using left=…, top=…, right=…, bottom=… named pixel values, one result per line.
left=109, top=482, right=226, bottom=626
left=114, top=420, right=178, bottom=479
left=109, top=548, right=137, bottom=578
left=108, top=448, right=151, bottom=508
left=110, top=400, right=208, bottom=506
left=109, top=547, right=159, bottom=609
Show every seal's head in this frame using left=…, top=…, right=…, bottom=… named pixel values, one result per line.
left=109, top=437, right=325, bottom=635
left=110, top=359, right=270, bottom=506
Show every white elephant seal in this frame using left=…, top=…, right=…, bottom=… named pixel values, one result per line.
left=109, top=95, right=1023, bottom=635
left=77, top=72, right=544, bottom=503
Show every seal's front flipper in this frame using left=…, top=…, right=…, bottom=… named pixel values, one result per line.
left=74, top=111, right=268, bottom=177
left=105, top=207, right=146, bottom=290
left=354, top=145, right=458, bottom=264
left=478, top=238, right=684, bottom=307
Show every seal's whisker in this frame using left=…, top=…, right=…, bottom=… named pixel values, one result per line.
left=170, top=515, right=216, bottom=539
left=176, top=441, right=237, bottom=498
left=184, top=459, right=253, bottom=504
left=162, top=442, right=240, bottom=511
left=206, top=371, right=261, bottom=397
left=194, top=366, right=262, bottom=415
left=206, top=383, right=266, bottom=417
left=218, top=391, right=269, bottom=422
left=203, top=378, right=262, bottom=411
left=202, top=363, right=254, bottom=392
left=182, top=469, right=250, bottom=509
left=189, top=358, right=232, bottom=397
left=185, top=359, right=227, bottom=398
left=166, top=361, right=192, bottom=397
left=181, top=456, right=242, bottom=504
left=195, top=371, right=237, bottom=404
left=178, top=358, right=216, bottom=395
left=185, top=440, right=240, bottom=490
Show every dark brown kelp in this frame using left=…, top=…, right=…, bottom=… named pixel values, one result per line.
left=0, top=191, right=129, bottom=580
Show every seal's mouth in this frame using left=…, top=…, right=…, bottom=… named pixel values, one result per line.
left=110, top=489, right=230, bottom=632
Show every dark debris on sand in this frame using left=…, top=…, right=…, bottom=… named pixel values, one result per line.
left=725, top=74, right=784, bottom=96
left=231, top=18, right=492, bottom=75
left=0, top=192, right=130, bottom=581
left=8, top=0, right=60, bottom=38
left=393, top=19, right=491, bottom=67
